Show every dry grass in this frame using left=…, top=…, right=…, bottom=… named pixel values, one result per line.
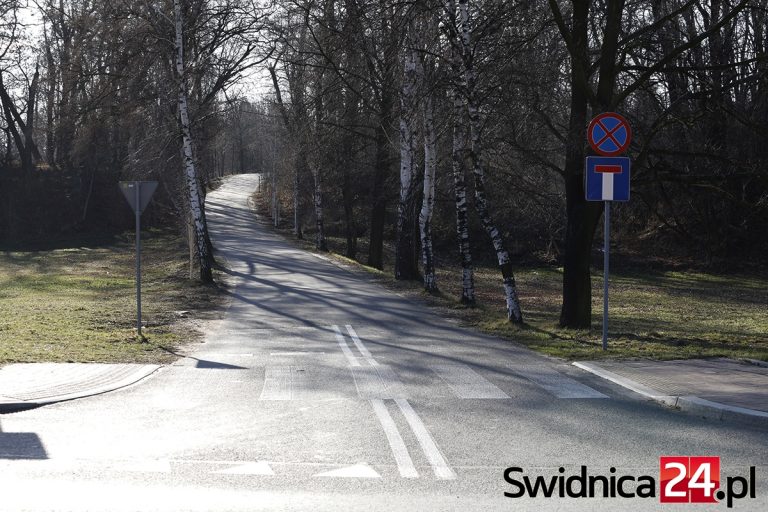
left=0, top=230, right=226, bottom=365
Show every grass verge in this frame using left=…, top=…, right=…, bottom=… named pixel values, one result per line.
left=0, top=230, right=227, bottom=365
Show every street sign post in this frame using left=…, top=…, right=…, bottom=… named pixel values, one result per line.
left=119, top=181, right=158, bottom=337
left=585, top=113, right=632, bottom=351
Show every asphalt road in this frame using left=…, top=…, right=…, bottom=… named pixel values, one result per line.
left=1, top=174, right=766, bottom=511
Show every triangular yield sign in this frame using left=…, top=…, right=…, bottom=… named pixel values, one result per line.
left=314, top=463, right=381, bottom=478
left=119, top=181, right=158, bottom=214
left=213, top=461, right=275, bottom=475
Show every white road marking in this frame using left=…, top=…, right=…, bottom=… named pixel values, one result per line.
left=345, top=325, right=378, bottom=366
left=351, top=366, right=408, bottom=399
left=513, top=366, right=608, bottom=399
left=394, top=399, right=456, bottom=480
left=333, top=325, right=360, bottom=366
left=259, top=366, right=313, bottom=400
left=370, top=399, right=419, bottom=478
left=430, top=364, right=510, bottom=399
left=259, top=366, right=292, bottom=400
left=314, top=463, right=381, bottom=478
left=213, top=461, right=275, bottom=475
left=269, top=351, right=326, bottom=356
left=337, top=325, right=455, bottom=481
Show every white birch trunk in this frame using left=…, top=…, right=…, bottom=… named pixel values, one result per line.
left=447, top=0, right=476, bottom=304
left=451, top=88, right=476, bottom=304
left=395, top=40, right=422, bottom=280
left=458, top=0, right=522, bottom=322
left=175, top=0, right=212, bottom=282
left=420, top=92, right=437, bottom=292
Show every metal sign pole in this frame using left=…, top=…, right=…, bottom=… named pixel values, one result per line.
left=603, top=201, right=610, bottom=350
left=119, top=180, right=157, bottom=339
left=135, top=184, right=142, bottom=337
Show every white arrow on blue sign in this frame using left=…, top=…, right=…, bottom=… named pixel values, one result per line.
left=585, top=156, right=630, bottom=201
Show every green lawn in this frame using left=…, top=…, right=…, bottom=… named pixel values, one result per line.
left=464, top=266, right=768, bottom=361
left=0, top=231, right=225, bottom=365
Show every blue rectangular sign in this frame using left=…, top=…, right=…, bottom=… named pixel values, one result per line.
left=585, top=156, right=630, bottom=201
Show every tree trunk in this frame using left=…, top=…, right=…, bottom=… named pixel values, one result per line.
left=294, top=154, right=302, bottom=239
left=43, top=26, right=56, bottom=166
left=311, top=163, right=327, bottom=251
left=175, top=0, right=212, bottom=283
left=395, top=41, right=422, bottom=281
left=368, top=89, right=393, bottom=270
left=558, top=0, right=599, bottom=328
left=312, top=69, right=328, bottom=252
left=420, top=92, right=437, bottom=292
left=459, top=0, right=522, bottom=322
left=343, top=167, right=357, bottom=258
left=451, top=87, right=475, bottom=305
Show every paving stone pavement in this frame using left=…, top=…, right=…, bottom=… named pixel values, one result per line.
left=574, top=358, right=768, bottom=424
left=0, top=363, right=160, bottom=412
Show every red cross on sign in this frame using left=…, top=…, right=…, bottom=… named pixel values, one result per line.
left=587, top=112, right=632, bottom=157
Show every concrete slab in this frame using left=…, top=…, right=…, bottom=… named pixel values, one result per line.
left=0, top=363, right=161, bottom=412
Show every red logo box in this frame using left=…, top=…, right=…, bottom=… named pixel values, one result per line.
left=660, top=456, right=721, bottom=503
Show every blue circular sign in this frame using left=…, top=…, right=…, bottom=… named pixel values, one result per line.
left=587, top=113, right=632, bottom=157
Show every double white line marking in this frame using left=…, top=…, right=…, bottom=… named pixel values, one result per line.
left=332, top=325, right=456, bottom=480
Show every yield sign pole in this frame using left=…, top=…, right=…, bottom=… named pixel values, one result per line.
left=135, top=184, right=141, bottom=336
left=119, top=181, right=158, bottom=337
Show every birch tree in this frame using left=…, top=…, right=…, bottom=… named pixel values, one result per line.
left=456, top=0, right=523, bottom=323
left=420, top=89, right=438, bottom=292
left=444, top=0, right=475, bottom=304
left=174, top=0, right=214, bottom=282
left=395, top=20, right=422, bottom=281
left=419, top=10, right=440, bottom=293
left=310, top=63, right=328, bottom=251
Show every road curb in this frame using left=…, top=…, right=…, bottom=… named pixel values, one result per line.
left=573, top=361, right=768, bottom=426
left=0, top=364, right=162, bottom=414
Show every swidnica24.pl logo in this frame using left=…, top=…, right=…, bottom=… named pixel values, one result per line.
left=503, top=456, right=756, bottom=508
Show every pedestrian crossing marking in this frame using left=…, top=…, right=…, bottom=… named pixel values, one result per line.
left=430, top=364, right=510, bottom=399
left=314, top=463, right=381, bottom=478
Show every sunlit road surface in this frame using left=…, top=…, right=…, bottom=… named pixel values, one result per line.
left=1, top=174, right=765, bottom=511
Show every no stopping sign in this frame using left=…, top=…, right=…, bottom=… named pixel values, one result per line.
left=587, top=112, right=632, bottom=157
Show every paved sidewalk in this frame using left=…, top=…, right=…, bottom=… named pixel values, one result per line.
left=575, top=358, right=768, bottom=425
left=0, top=363, right=160, bottom=413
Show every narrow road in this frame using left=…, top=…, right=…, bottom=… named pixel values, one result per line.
left=1, top=174, right=765, bottom=511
